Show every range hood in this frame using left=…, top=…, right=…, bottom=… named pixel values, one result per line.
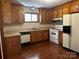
left=53, top=18, right=63, bottom=21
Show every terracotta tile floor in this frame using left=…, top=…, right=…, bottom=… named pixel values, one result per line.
left=9, top=41, right=79, bottom=59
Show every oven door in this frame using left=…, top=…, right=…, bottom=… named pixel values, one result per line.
left=50, top=29, right=59, bottom=44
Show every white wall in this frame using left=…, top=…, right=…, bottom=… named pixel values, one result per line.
left=24, top=7, right=39, bottom=13
left=4, top=7, right=53, bottom=33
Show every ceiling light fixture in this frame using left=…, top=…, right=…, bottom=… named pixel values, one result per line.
left=30, top=6, right=36, bottom=11
left=46, top=0, right=52, bottom=2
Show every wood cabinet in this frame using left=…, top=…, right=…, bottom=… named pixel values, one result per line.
left=70, top=5, right=79, bottom=13
left=39, top=8, right=51, bottom=23
left=50, top=8, right=54, bottom=20
left=37, top=31, right=43, bottom=42
left=17, top=5, right=24, bottom=23
left=63, top=7, right=69, bottom=15
left=69, top=1, right=79, bottom=13
left=11, top=5, right=18, bottom=24
left=31, top=30, right=49, bottom=43
left=4, top=35, right=21, bottom=59
left=1, top=0, right=12, bottom=24
left=11, top=4, right=24, bottom=24
left=58, top=9, right=63, bottom=18
left=42, top=30, right=49, bottom=41
left=31, top=31, right=43, bottom=43
left=0, top=49, right=1, bottom=59
left=53, top=10, right=58, bottom=18
left=59, top=32, right=63, bottom=45
left=30, top=31, right=37, bottom=43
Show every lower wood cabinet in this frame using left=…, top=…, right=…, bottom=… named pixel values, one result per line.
left=30, top=31, right=38, bottom=43
left=37, top=31, right=43, bottom=42
left=42, top=30, right=49, bottom=41
left=4, top=35, right=21, bottom=59
left=30, top=30, right=49, bottom=43
left=58, top=32, right=63, bottom=45
left=0, top=48, right=1, bottom=59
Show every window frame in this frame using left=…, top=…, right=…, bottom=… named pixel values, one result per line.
left=24, top=12, right=39, bottom=23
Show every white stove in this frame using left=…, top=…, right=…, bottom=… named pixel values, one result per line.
left=54, top=25, right=63, bottom=31
left=50, top=25, right=63, bottom=44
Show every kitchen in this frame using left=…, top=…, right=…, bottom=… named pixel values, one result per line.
left=0, top=0, right=79, bottom=59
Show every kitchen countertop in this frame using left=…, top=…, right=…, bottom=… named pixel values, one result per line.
left=4, top=32, right=21, bottom=37
left=4, top=28, right=50, bottom=37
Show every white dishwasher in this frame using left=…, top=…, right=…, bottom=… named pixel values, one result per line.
left=20, top=32, right=30, bottom=44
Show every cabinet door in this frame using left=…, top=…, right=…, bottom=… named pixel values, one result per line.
left=58, top=9, right=63, bottom=18
left=63, top=7, right=69, bottom=15
left=39, top=8, right=45, bottom=23
left=53, top=10, right=58, bottom=18
left=11, top=5, right=18, bottom=24
left=39, top=8, right=51, bottom=23
left=30, top=31, right=37, bottom=43
left=70, top=0, right=79, bottom=13
left=17, top=5, right=24, bottom=24
left=59, top=32, right=63, bottom=45
left=50, top=8, right=54, bottom=20
left=37, top=31, right=43, bottom=42
left=70, top=5, right=79, bottom=13
left=42, top=30, right=49, bottom=41
left=1, top=0, right=12, bottom=24
left=4, top=36, right=21, bottom=58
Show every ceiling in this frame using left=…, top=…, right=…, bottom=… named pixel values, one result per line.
left=11, top=0, right=71, bottom=8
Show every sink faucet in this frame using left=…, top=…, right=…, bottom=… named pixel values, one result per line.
left=32, top=27, right=36, bottom=30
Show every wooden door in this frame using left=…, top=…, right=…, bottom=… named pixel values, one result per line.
left=53, top=10, right=58, bottom=18
left=37, top=31, right=43, bottom=42
left=0, top=2, right=3, bottom=59
left=70, top=5, right=79, bottom=13
left=58, top=9, right=63, bottom=18
left=4, top=36, right=21, bottom=59
left=0, top=35, right=2, bottom=59
left=1, top=0, right=12, bottom=24
left=50, top=8, right=54, bottom=20
left=42, top=30, right=49, bottom=41
left=63, top=7, right=69, bottom=15
left=17, top=5, right=24, bottom=24
left=30, top=31, right=37, bottom=43
left=69, top=0, right=79, bottom=13
left=59, top=32, right=63, bottom=45
left=11, top=4, right=18, bottom=24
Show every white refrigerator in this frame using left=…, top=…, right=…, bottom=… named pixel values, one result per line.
left=63, top=13, right=79, bottom=53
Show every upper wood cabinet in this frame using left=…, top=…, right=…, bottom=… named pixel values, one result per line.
left=11, top=4, right=24, bottom=24
left=58, top=9, right=63, bottom=18
left=1, top=0, right=12, bottom=24
left=53, top=10, right=58, bottom=18
left=11, top=5, right=18, bottom=24
left=51, top=8, right=63, bottom=19
left=50, top=8, right=54, bottom=20
left=17, top=5, right=25, bottom=23
left=69, top=0, right=79, bottom=13
left=63, top=7, right=69, bottom=15
left=39, top=8, right=52, bottom=24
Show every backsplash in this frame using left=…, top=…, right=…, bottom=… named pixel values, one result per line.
left=4, top=23, right=53, bottom=33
